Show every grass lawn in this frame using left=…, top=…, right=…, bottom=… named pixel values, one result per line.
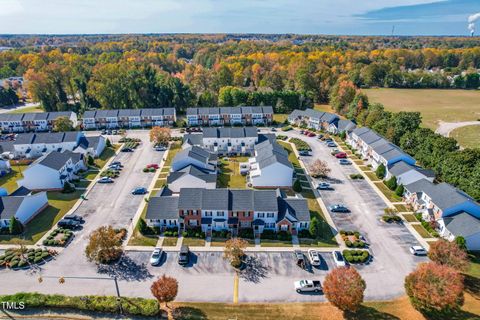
left=273, top=113, right=288, bottom=124
left=261, top=239, right=293, bottom=247
left=402, top=213, right=418, bottom=223
left=412, top=224, right=432, bottom=238
left=314, top=104, right=337, bottom=114
left=374, top=182, right=402, bottom=202
left=299, top=238, right=338, bottom=247
left=164, top=142, right=182, bottom=167
left=128, top=206, right=158, bottom=247
left=394, top=204, right=410, bottom=212
left=450, top=124, right=480, bottom=149
left=83, top=171, right=99, bottom=181
left=364, top=88, right=480, bottom=130
left=182, top=237, right=205, bottom=247
left=94, top=145, right=119, bottom=169
left=162, top=237, right=178, bottom=247
left=365, top=171, right=380, bottom=181
left=352, top=159, right=364, bottom=165
left=0, top=191, right=83, bottom=244
left=0, top=164, right=28, bottom=193
left=357, top=165, right=370, bottom=171
left=217, top=156, right=249, bottom=189
left=7, top=105, right=43, bottom=114
left=154, top=179, right=166, bottom=189
left=175, top=294, right=479, bottom=320
left=74, top=180, right=91, bottom=189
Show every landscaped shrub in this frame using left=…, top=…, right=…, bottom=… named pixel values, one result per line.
left=349, top=174, right=364, bottom=180
left=342, top=250, right=370, bottom=264
left=290, top=138, right=312, bottom=151
left=62, top=182, right=76, bottom=194
left=237, top=228, right=254, bottom=239
left=261, top=229, right=276, bottom=240
left=276, top=135, right=288, bottom=140
left=293, top=179, right=303, bottom=192
left=277, top=231, right=292, bottom=241
left=382, top=215, right=402, bottom=223
left=395, top=184, right=405, bottom=197
left=8, top=217, right=22, bottom=235
left=211, top=230, right=231, bottom=239
left=385, top=176, right=397, bottom=191
left=182, top=227, right=204, bottom=239
left=375, top=163, right=386, bottom=179
left=298, top=229, right=314, bottom=239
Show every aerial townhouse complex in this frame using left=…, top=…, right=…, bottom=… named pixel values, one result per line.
left=186, top=106, right=273, bottom=126
left=0, top=111, right=78, bottom=133
left=145, top=188, right=310, bottom=236
left=81, top=108, right=176, bottom=129
left=344, top=125, right=480, bottom=250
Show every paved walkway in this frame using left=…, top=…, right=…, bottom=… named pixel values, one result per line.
left=435, top=120, right=480, bottom=137
left=124, top=244, right=336, bottom=253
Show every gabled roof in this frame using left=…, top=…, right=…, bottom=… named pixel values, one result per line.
left=140, top=108, right=164, bottom=117
left=351, top=127, right=370, bottom=136
left=202, top=127, right=258, bottom=139
left=254, top=139, right=292, bottom=169
left=183, top=134, right=204, bottom=147
left=47, top=111, right=74, bottom=120
left=14, top=133, right=35, bottom=144
left=278, top=197, right=310, bottom=222
left=33, top=132, right=66, bottom=144
left=0, top=196, right=25, bottom=220
left=35, top=151, right=72, bottom=171
left=94, top=110, right=119, bottom=118
left=333, top=119, right=356, bottom=132
left=145, top=196, right=179, bottom=220
left=405, top=179, right=478, bottom=211
left=388, top=161, right=435, bottom=178
left=443, top=212, right=480, bottom=238
left=178, top=188, right=204, bottom=210
left=167, top=165, right=217, bottom=184
left=118, top=109, right=141, bottom=117
left=82, top=111, right=96, bottom=118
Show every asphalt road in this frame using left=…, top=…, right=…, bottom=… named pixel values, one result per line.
left=281, top=130, right=428, bottom=299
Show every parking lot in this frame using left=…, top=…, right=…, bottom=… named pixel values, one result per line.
left=282, top=130, right=428, bottom=299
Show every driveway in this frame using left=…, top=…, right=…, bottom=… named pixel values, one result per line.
left=279, top=130, right=428, bottom=299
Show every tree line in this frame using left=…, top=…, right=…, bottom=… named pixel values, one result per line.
left=0, top=36, right=479, bottom=114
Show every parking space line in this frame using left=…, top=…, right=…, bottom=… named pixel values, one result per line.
left=233, top=272, right=239, bottom=303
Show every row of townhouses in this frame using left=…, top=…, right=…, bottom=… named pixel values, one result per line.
left=145, top=188, right=310, bottom=235
left=345, top=126, right=480, bottom=250
left=18, top=150, right=87, bottom=191
left=0, top=111, right=78, bottom=133
left=186, top=106, right=273, bottom=126
left=183, top=127, right=259, bottom=155
left=0, top=132, right=106, bottom=159
left=82, top=108, right=176, bottom=129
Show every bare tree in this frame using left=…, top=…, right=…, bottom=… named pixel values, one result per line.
left=309, top=159, right=331, bottom=178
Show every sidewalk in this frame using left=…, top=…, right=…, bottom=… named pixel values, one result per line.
left=124, top=244, right=337, bottom=253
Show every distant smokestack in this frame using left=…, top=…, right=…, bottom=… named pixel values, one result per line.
left=468, top=12, right=480, bottom=36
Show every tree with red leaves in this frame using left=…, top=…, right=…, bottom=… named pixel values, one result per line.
left=428, top=239, right=469, bottom=272
left=151, top=275, right=178, bottom=309
left=323, top=267, right=366, bottom=312
left=405, top=262, right=464, bottom=312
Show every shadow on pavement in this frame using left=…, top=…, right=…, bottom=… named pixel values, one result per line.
left=97, top=256, right=153, bottom=281
left=239, top=255, right=270, bottom=283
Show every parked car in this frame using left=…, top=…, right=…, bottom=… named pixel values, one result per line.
left=327, top=142, right=337, bottom=148
left=308, top=132, right=316, bottom=137
left=178, top=245, right=190, bottom=266
left=299, top=150, right=311, bottom=156
left=317, top=182, right=332, bottom=190
left=112, top=130, right=118, bottom=135
left=58, top=218, right=81, bottom=229
left=108, top=164, right=122, bottom=170
left=111, top=161, right=123, bottom=167
left=335, top=152, right=347, bottom=159
left=98, top=177, right=114, bottom=184
left=338, top=159, right=352, bottom=165
left=154, top=145, right=167, bottom=151
left=271, top=127, right=277, bottom=132
left=409, top=246, right=427, bottom=256
left=330, top=149, right=341, bottom=155
left=299, top=130, right=305, bottom=134
left=317, top=134, right=324, bottom=140
left=332, top=250, right=346, bottom=267
left=150, top=247, right=164, bottom=266
left=132, top=187, right=148, bottom=195
left=294, top=280, right=322, bottom=293
left=63, top=214, right=84, bottom=223
left=121, top=147, right=134, bottom=152
left=308, top=249, right=321, bottom=267
left=101, top=129, right=107, bottom=135
left=147, top=164, right=159, bottom=169
left=328, top=204, right=350, bottom=212
left=294, top=250, right=306, bottom=269
left=107, top=130, right=112, bottom=135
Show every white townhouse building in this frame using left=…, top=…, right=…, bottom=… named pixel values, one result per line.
left=167, top=164, right=217, bottom=193
left=0, top=111, right=78, bottom=133
left=8, top=132, right=82, bottom=159
left=0, top=189, right=49, bottom=227
left=186, top=106, right=273, bottom=126
left=171, top=145, right=218, bottom=172
left=288, top=109, right=339, bottom=131
left=81, top=108, right=176, bottom=129
left=17, top=150, right=86, bottom=191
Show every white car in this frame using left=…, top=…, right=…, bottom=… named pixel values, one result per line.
left=409, top=246, right=427, bottom=256
left=308, top=249, right=321, bottom=266
left=150, top=247, right=163, bottom=266
left=294, top=280, right=322, bottom=293
left=332, top=250, right=346, bottom=267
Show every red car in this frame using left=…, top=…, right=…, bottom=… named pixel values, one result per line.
left=304, top=130, right=310, bottom=135
left=308, top=132, right=316, bottom=137
left=147, top=164, right=159, bottom=169
left=335, top=152, right=347, bottom=159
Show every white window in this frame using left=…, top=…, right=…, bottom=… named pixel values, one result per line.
left=267, top=213, right=274, bottom=218
left=217, top=211, right=225, bottom=217
left=205, top=211, right=212, bottom=217
left=189, top=220, right=198, bottom=226
left=258, top=213, right=265, bottom=218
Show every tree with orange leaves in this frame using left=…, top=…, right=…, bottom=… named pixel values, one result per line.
left=405, top=262, right=464, bottom=312
left=427, top=239, right=469, bottom=272
left=149, top=126, right=171, bottom=146
left=323, top=267, right=366, bottom=312
left=151, top=275, right=178, bottom=309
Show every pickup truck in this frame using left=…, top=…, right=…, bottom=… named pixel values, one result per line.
left=294, top=280, right=323, bottom=293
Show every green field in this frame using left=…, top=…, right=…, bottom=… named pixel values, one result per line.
left=217, top=156, right=249, bottom=189
left=0, top=164, right=28, bottom=193
left=6, top=105, right=44, bottom=114
left=450, top=125, right=480, bottom=149
left=364, top=88, right=480, bottom=129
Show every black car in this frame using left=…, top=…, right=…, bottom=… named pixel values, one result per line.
left=58, top=219, right=81, bottom=229
left=111, top=161, right=123, bottom=167
left=121, top=147, right=134, bottom=152
left=178, top=245, right=190, bottom=266
left=63, top=214, right=84, bottom=223
left=101, top=129, right=107, bottom=135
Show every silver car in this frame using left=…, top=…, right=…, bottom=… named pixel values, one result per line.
left=150, top=247, right=163, bottom=266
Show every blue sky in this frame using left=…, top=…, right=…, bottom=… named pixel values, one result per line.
left=0, top=0, right=479, bottom=35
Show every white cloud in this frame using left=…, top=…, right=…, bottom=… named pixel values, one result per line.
left=0, top=0, right=23, bottom=16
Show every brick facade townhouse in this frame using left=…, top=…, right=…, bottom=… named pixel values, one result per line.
left=145, top=188, right=310, bottom=236
left=0, top=111, right=78, bottom=133
left=81, top=108, right=176, bottom=129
